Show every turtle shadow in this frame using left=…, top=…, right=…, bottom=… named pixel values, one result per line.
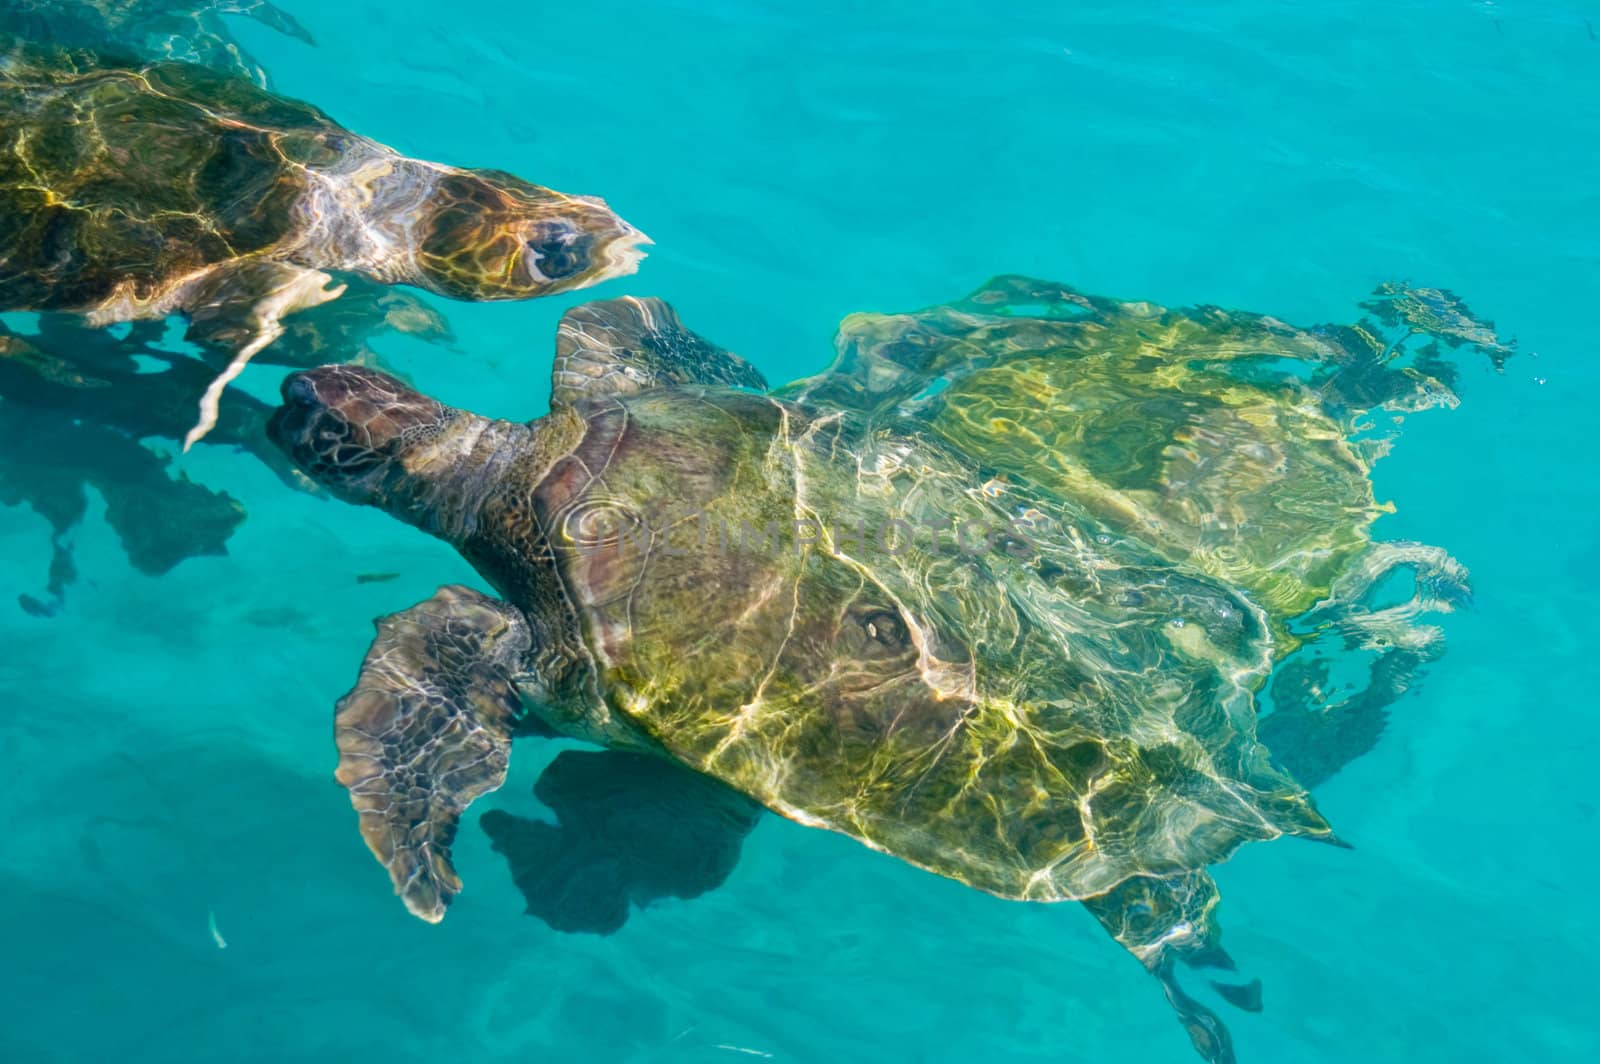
left=481, top=749, right=761, bottom=936
left=0, top=287, right=454, bottom=613
left=0, top=316, right=279, bottom=613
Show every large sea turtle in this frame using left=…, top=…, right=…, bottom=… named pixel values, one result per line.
left=269, top=281, right=1501, bottom=1062
left=0, top=0, right=315, bottom=87
left=0, top=39, right=648, bottom=446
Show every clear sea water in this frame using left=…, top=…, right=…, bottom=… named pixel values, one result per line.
left=3, top=2, right=1598, bottom=1062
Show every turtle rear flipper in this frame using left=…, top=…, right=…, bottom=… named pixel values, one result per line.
left=220, top=0, right=318, bottom=44
left=334, top=585, right=532, bottom=923
left=175, top=260, right=346, bottom=449
left=1084, top=872, right=1252, bottom=1064
left=481, top=749, right=761, bottom=934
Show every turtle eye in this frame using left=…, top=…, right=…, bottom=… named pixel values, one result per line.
left=859, top=609, right=909, bottom=648
left=524, top=223, right=590, bottom=282
left=283, top=374, right=319, bottom=407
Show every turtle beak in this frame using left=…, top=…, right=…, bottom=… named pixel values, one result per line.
left=599, top=221, right=651, bottom=282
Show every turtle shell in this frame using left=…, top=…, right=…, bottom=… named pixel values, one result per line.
left=533, top=278, right=1502, bottom=900
left=0, top=41, right=344, bottom=311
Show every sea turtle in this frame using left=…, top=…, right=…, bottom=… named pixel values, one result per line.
left=270, top=283, right=1500, bottom=1062
left=0, top=0, right=315, bottom=87
left=0, top=38, right=648, bottom=447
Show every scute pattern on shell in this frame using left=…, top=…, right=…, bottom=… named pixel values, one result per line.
left=785, top=275, right=1500, bottom=626
left=796, top=276, right=1491, bottom=797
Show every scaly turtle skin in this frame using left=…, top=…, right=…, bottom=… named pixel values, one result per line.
left=0, top=0, right=315, bottom=87
left=270, top=283, right=1503, bottom=1063
left=0, top=39, right=647, bottom=445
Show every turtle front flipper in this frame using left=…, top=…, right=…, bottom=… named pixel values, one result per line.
left=480, top=750, right=761, bottom=934
left=551, top=296, right=767, bottom=407
left=334, top=585, right=532, bottom=923
left=1083, top=872, right=1255, bottom=1064
left=174, top=260, right=347, bottom=449
left=1261, top=541, right=1471, bottom=787
left=266, top=279, right=457, bottom=370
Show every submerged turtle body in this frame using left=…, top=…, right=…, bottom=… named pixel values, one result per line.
left=0, top=40, right=647, bottom=444
left=0, top=323, right=246, bottom=614
left=271, top=282, right=1502, bottom=1063
left=0, top=0, right=315, bottom=86
left=799, top=276, right=1429, bottom=625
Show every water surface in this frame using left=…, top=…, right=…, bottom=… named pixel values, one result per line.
left=2, top=2, right=1597, bottom=1061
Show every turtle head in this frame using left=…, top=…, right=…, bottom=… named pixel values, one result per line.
left=269, top=365, right=476, bottom=527
left=412, top=170, right=649, bottom=301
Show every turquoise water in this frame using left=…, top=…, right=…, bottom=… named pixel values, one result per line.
left=4, top=2, right=1599, bottom=1062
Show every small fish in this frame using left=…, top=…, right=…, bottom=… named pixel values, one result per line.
left=207, top=908, right=227, bottom=949
left=17, top=593, right=55, bottom=618
left=713, top=1048, right=773, bottom=1060
left=242, top=605, right=314, bottom=632
left=1588, top=19, right=1597, bottom=40
left=356, top=571, right=402, bottom=584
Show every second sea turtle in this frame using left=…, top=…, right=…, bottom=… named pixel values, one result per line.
left=0, top=39, right=647, bottom=445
